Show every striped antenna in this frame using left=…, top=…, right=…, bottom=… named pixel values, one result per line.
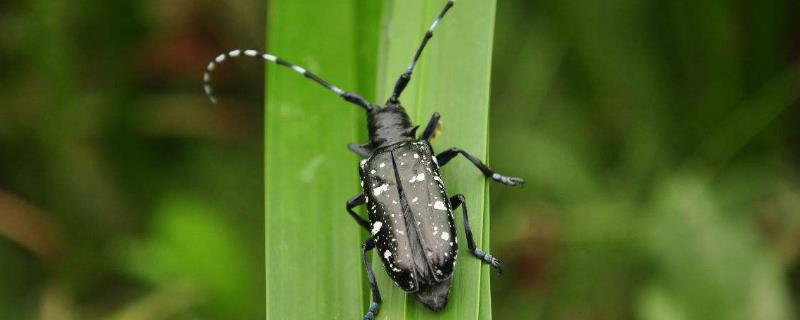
left=203, top=49, right=373, bottom=110
left=388, top=0, right=455, bottom=104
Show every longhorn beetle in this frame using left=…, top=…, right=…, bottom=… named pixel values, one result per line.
left=203, top=1, right=524, bottom=318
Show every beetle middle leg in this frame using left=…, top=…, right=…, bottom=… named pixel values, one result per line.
left=361, top=237, right=382, bottom=320
left=346, top=194, right=371, bottom=230
left=436, top=148, right=525, bottom=186
left=450, top=194, right=503, bottom=273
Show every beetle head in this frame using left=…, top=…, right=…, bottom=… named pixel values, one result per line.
left=366, top=102, right=416, bottom=148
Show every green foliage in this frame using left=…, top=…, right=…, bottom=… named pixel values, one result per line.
left=123, top=196, right=260, bottom=319
left=264, top=1, right=378, bottom=318
left=373, top=0, right=497, bottom=319
left=489, top=1, right=799, bottom=319
left=0, top=0, right=798, bottom=319
left=640, top=176, right=794, bottom=320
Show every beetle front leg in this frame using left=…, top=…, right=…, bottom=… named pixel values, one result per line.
left=450, top=194, right=503, bottom=273
left=361, top=237, right=382, bottom=320
left=348, top=143, right=371, bottom=158
left=419, top=112, right=441, bottom=141
left=436, top=148, right=524, bottom=186
left=346, top=194, right=371, bottom=230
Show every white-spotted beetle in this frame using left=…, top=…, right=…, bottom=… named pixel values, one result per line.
left=203, top=1, right=524, bottom=318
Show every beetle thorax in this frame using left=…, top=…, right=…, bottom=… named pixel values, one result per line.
left=367, top=103, right=415, bottom=148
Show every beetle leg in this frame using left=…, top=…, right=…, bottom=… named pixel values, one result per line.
left=362, top=237, right=382, bottom=320
left=419, top=112, right=441, bottom=141
left=346, top=194, right=371, bottom=230
left=450, top=194, right=503, bottom=273
left=435, top=148, right=525, bottom=186
left=348, top=143, right=372, bottom=158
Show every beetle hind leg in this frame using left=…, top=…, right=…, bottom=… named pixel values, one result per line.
left=361, top=237, right=382, bottom=320
left=450, top=194, right=503, bottom=273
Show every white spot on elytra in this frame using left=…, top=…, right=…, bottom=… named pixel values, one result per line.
left=373, top=184, right=390, bottom=196
left=412, top=197, right=418, bottom=203
left=414, top=153, right=419, bottom=159
left=384, top=250, right=392, bottom=259
left=441, top=232, right=450, bottom=241
left=379, top=162, right=386, bottom=168
left=409, top=173, right=426, bottom=183
left=371, top=221, right=383, bottom=235
left=433, top=200, right=447, bottom=211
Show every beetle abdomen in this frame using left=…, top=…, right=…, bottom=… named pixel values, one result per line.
left=360, top=141, right=458, bottom=293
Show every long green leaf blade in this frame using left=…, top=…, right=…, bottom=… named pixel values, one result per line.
left=375, top=0, right=497, bottom=319
left=264, top=1, right=378, bottom=319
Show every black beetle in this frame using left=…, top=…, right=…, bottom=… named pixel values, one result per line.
left=202, top=1, right=524, bottom=318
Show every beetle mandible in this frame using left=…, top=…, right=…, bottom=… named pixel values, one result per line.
left=203, top=1, right=524, bottom=318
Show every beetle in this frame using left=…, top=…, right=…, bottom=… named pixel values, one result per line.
left=203, top=1, right=524, bottom=318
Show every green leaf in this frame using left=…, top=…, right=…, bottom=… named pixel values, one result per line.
left=373, top=0, right=497, bottom=319
left=265, top=0, right=496, bottom=319
left=123, top=196, right=260, bottom=319
left=264, top=1, right=377, bottom=319
left=641, top=176, right=795, bottom=320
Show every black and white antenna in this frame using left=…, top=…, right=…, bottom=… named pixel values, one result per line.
left=388, top=0, right=455, bottom=104
left=203, top=49, right=373, bottom=110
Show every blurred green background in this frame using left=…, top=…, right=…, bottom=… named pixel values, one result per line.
left=1, top=0, right=799, bottom=319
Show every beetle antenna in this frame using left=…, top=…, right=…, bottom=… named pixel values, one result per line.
left=203, top=49, right=374, bottom=110
left=388, top=0, right=455, bottom=104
